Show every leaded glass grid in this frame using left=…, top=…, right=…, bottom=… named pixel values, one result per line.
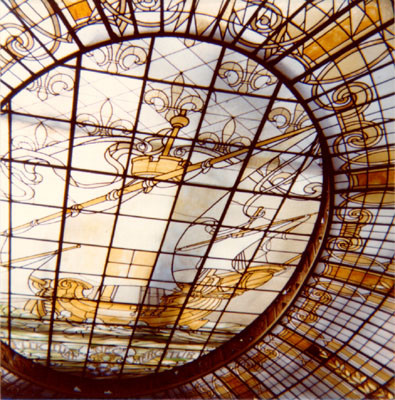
left=0, top=1, right=393, bottom=399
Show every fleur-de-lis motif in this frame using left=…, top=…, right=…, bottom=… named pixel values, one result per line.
left=268, top=103, right=310, bottom=133
left=27, top=70, right=74, bottom=101
left=12, top=122, right=52, bottom=151
left=3, top=122, right=66, bottom=201
left=86, top=43, right=147, bottom=74
left=144, top=73, right=204, bottom=121
left=77, top=98, right=134, bottom=136
left=197, top=118, right=251, bottom=159
left=219, top=58, right=277, bottom=93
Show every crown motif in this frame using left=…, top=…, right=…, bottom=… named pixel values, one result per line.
left=131, top=155, right=189, bottom=182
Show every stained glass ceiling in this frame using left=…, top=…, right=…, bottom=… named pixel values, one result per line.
left=0, top=1, right=394, bottom=399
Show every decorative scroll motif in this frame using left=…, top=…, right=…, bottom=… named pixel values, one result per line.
left=218, top=58, right=277, bottom=93
left=255, top=344, right=279, bottom=362
left=314, top=82, right=382, bottom=152
left=98, top=0, right=135, bottom=34
left=226, top=2, right=284, bottom=48
left=77, top=98, right=134, bottom=136
left=0, top=0, right=97, bottom=74
left=327, top=208, right=372, bottom=252
left=98, top=0, right=186, bottom=34
left=291, top=265, right=393, bottom=333
left=131, top=0, right=185, bottom=28
left=294, top=260, right=394, bottom=339
left=85, top=42, right=147, bottom=73
left=1, top=20, right=35, bottom=63
left=144, top=74, right=204, bottom=122
left=1, top=0, right=62, bottom=68
left=26, top=70, right=74, bottom=101
left=268, top=103, right=310, bottom=133
left=289, top=287, right=332, bottom=325
left=0, top=122, right=66, bottom=201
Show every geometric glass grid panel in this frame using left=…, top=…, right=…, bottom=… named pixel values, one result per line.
left=0, top=36, right=324, bottom=378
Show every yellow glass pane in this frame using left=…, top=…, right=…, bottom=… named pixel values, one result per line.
left=128, top=265, right=152, bottom=279
left=109, top=248, right=133, bottom=264
left=107, top=262, right=128, bottom=277
left=132, top=251, right=157, bottom=266
left=62, top=0, right=92, bottom=20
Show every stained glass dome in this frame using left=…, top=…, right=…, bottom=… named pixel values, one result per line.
left=0, top=1, right=393, bottom=398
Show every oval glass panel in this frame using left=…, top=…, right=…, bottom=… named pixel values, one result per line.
left=1, top=36, right=323, bottom=378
